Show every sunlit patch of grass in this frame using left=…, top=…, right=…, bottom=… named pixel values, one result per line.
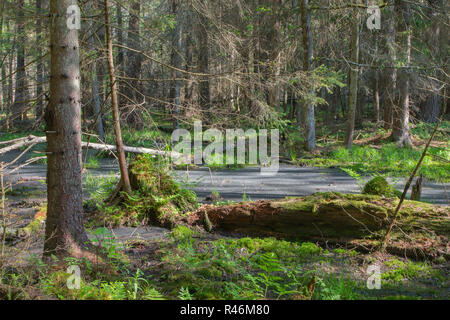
left=382, top=259, right=439, bottom=283
left=298, top=143, right=449, bottom=182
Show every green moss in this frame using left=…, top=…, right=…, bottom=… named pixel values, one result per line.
left=382, top=259, right=438, bottom=283
left=100, top=155, right=198, bottom=227
left=363, top=177, right=396, bottom=197
left=18, top=205, right=47, bottom=237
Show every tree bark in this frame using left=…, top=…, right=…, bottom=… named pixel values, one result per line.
left=124, top=0, right=143, bottom=129
left=104, top=0, right=132, bottom=196
left=0, top=1, right=5, bottom=114
left=35, top=0, right=44, bottom=120
left=300, top=0, right=315, bottom=151
left=197, top=12, right=210, bottom=113
left=169, top=0, right=183, bottom=130
left=44, top=0, right=89, bottom=257
left=12, top=0, right=28, bottom=123
left=391, top=0, right=412, bottom=147
left=88, top=1, right=104, bottom=141
left=344, top=14, right=360, bottom=149
left=421, top=0, right=444, bottom=123
left=382, top=5, right=396, bottom=130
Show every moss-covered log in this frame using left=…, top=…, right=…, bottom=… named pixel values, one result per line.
left=182, top=193, right=449, bottom=259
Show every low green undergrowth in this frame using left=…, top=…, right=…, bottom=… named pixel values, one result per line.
left=2, top=227, right=447, bottom=300
left=152, top=226, right=365, bottom=300
left=297, top=143, right=449, bottom=182
left=87, top=155, right=198, bottom=228
left=382, top=259, right=440, bottom=283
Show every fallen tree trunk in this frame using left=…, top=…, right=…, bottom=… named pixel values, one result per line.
left=0, top=135, right=184, bottom=159
left=182, top=193, right=450, bottom=259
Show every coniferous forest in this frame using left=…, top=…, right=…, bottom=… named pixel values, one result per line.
left=0, top=0, right=448, bottom=304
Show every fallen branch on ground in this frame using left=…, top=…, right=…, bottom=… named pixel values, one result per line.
left=0, top=135, right=184, bottom=159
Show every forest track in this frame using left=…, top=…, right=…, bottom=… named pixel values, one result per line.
left=2, top=155, right=449, bottom=206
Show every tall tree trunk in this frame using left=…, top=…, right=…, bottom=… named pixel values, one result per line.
left=104, top=0, right=132, bottom=195
left=391, top=0, right=412, bottom=147
left=184, top=26, right=193, bottom=112
left=344, top=15, right=361, bottom=149
left=300, top=0, right=315, bottom=151
left=89, top=0, right=104, bottom=141
left=373, top=69, right=381, bottom=123
left=197, top=13, right=210, bottom=113
left=382, top=5, right=396, bottom=130
left=35, top=0, right=44, bottom=120
left=124, top=0, right=143, bottom=129
left=116, top=2, right=124, bottom=70
left=12, top=0, right=28, bottom=123
left=437, top=0, right=447, bottom=115
left=373, top=34, right=381, bottom=124
left=421, top=0, right=444, bottom=123
left=169, top=0, right=183, bottom=130
left=0, top=1, right=5, bottom=114
left=44, top=0, right=89, bottom=256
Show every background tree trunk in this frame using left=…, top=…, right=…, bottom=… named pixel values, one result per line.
left=169, top=0, right=183, bottom=130
left=89, top=0, right=104, bottom=141
left=391, top=0, right=412, bottom=147
left=12, top=0, right=28, bottom=124
left=300, top=0, right=315, bottom=151
left=197, top=12, right=210, bottom=114
left=35, top=0, right=44, bottom=120
left=104, top=0, right=132, bottom=196
left=382, top=6, right=396, bottom=130
left=124, top=0, right=143, bottom=129
left=344, top=14, right=360, bottom=149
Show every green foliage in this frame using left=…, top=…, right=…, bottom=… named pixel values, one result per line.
left=382, top=259, right=438, bottom=283
left=363, top=176, right=397, bottom=197
left=155, top=236, right=330, bottom=300
left=178, top=287, right=194, bottom=300
left=83, top=173, right=118, bottom=205
left=314, top=275, right=362, bottom=300
left=88, top=227, right=123, bottom=262
left=84, top=157, right=100, bottom=169
left=39, top=267, right=164, bottom=300
left=96, top=155, right=198, bottom=227
left=299, top=143, right=449, bottom=182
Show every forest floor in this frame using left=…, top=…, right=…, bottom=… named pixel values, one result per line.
left=1, top=156, right=449, bottom=300
left=0, top=122, right=449, bottom=300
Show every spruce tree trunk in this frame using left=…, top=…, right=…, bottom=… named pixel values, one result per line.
left=0, top=1, right=4, bottom=113
left=88, top=1, right=104, bottom=142
left=382, top=6, right=396, bottom=130
left=169, top=0, right=183, bottom=130
left=125, top=0, right=143, bottom=129
left=391, top=0, right=412, bottom=147
left=344, top=15, right=360, bottom=149
left=197, top=13, right=210, bottom=113
left=421, top=0, right=444, bottom=123
left=44, top=0, right=89, bottom=256
left=35, top=0, right=44, bottom=120
left=300, top=0, right=315, bottom=151
left=12, top=0, right=28, bottom=123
